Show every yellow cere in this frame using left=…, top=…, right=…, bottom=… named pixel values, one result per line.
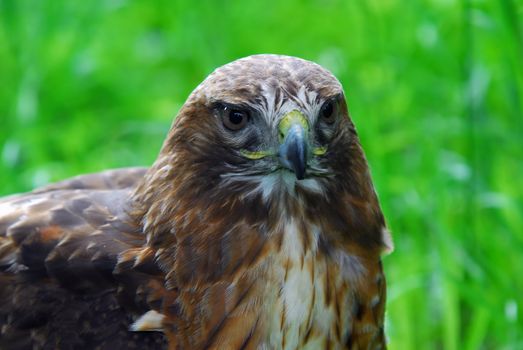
left=241, top=111, right=315, bottom=160
left=278, top=110, right=309, bottom=141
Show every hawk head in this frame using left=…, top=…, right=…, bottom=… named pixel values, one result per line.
left=183, top=54, right=348, bottom=196
left=134, top=54, right=391, bottom=267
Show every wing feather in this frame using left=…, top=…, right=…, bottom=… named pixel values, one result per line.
left=0, top=167, right=167, bottom=349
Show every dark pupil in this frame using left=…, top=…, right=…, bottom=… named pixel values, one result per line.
left=229, top=111, right=244, bottom=124
left=322, top=103, right=333, bottom=118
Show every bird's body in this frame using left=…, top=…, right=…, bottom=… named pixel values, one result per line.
left=0, top=55, right=392, bottom=349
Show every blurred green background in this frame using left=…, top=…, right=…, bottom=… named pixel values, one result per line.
left=0, top=0, right=522, bottom=348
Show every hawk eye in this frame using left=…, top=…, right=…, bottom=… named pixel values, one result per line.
left=319, top=101, right=336, bottom=124
left=222, top=107, right=249, bottom=131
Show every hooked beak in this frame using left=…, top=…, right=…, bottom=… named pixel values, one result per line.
left=278, top=110, right=309, bottom=180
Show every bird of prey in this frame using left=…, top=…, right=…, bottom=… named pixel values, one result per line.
left=0, top=54, right=392, bottom=349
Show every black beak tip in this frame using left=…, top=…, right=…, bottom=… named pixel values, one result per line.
left=295, top=166, right=305, bottom=180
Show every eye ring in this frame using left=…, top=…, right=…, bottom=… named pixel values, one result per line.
left=222, top=106, right=249, bottom=131
left=319, top=100, right=336, bottom=124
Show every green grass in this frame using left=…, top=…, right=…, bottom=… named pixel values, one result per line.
left=1, top=0, right=522, bottom=348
